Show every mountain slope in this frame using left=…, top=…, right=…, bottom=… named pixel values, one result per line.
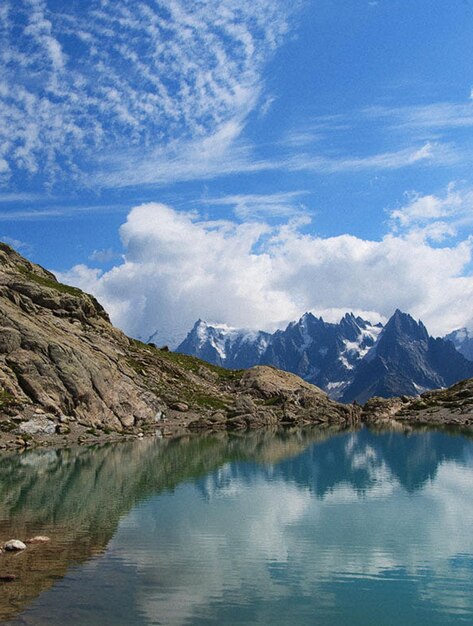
left=444, top=328, right=473, bottom=361
left=342, top=310, right=473, bottom=403
left=0, top=243, right=359, bottom=448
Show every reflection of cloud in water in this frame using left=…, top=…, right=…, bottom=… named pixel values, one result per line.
left=6, top=428, right=473, bottom=625
left=107, top=458, right=473, bottom=625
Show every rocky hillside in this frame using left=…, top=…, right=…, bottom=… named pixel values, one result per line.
left=0, top=243, right=359, bottom=448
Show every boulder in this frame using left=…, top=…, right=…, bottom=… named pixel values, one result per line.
left=18, top=418, right=56, bottom=436
left=4, top=540, right=26, bottom=551
left=0, top=327, right=21, bottom=354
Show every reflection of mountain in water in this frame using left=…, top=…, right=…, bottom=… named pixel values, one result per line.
left=0, top=426, right=472, bottom=621
left=196, top=428, right=473, bottom=501
left=276, top=428, right=472, bottom=496
left=0, top=428, right=337, bottom=621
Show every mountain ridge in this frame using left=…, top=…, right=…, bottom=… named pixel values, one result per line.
left=177, top=309, right=473, bottom=403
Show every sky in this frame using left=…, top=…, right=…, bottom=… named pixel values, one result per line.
left=1, top=0, right=473, bottom=346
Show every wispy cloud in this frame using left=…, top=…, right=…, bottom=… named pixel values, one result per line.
left=89, top=248, right=121, bottom=264
left=287, top=141, right=455, bottom=173
left=0, top=235, right=31, bottom=251
left=0, top=192, right=49, bottom=203
left=0, top=0, right=295, bottom=186
left=0, top=204, right=126, bottom=221
left=206, top=191, right=309, bottom=220
left=365, top=102, right=473, bottom=131
left=389, top=182, right=473, bottom=241
left=98, top=133, right=455, bottom=189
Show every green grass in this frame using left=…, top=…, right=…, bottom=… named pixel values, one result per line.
left=18, top=266, right=83, bottom=297
left=185, top=392, right=229, bottom=410
left=0, top=388, right=19, bottom=409
left=126, top=357, right=145, bottom=374
left=262, top=396, right=283, bottom=406
left=155, top=348, right=243, bottom=381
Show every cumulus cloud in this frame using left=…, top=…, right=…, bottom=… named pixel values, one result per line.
left=390, top=183, right=473, bottom=236
left=58, top=201, right=473, bottom=345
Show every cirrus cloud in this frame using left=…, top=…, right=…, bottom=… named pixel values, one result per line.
left=0, top=0, right=294, bottom=185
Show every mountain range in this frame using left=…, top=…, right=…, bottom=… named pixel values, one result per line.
left=176, top=311, right=473, bottom=403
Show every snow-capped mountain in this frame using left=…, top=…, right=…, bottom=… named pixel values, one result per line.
left=176, top=311, right=473, bottom=403
left=444, top=328, right=473, bottom=361
left=177, top=312, right=383, bottom=399
left=176, top=320, right=272, bottom=369
left=342, top=310, right=473, bottom=403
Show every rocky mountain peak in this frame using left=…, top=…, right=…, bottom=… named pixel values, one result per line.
left=444, top=327, right=473, bottom=361
left=383, top=309, right=429, bottom=342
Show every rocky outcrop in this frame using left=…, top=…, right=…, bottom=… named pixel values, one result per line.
left=0, top=243, right=359, bottom=448
left=362, top=377, right=473, bottom=428
left=190, top=366, right=360, bottom=431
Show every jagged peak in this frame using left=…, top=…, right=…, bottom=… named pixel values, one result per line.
left=299, top=311, right=317, bottom=324
left=381, top=309, right=429, bottom=343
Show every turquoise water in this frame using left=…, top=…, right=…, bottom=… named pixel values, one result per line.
left=1, top=427, right=473, bottom=625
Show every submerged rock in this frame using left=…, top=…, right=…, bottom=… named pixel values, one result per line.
left=26, top=536, right=51, bottom=544
left=0, top=574, right=17, bottom=582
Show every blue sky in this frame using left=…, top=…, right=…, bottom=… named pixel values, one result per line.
left=1, top=0, right=473, bottom=343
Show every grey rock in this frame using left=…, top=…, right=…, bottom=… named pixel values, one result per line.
left=4, top=539, right=26, bottom=551
left=0, top=327, right=21, bottom=354
left=171, top=402, right=189, bottom=412
left=18, top=418, right=56, bottom=436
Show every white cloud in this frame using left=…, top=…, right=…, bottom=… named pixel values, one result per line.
left=97, top=136, right=457, bottom=189
left=89, top=248, right=121, bottom=264
left=206, top=191, right=309, bottom=220
left=287, top=141, right=456, bottom=174
left=390, top=182, right=473, bottom=240
left=58, top=201, right=473, bottom=345
left=366, top=102, right=473, bottom=131
left=0, top=0, right=294, bottom=184
left=0, top=235, right=31, bottom=251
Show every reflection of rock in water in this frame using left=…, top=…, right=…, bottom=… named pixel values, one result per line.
left=0, top=425, right=470, bottom=622
left=0, top=428, right=339, bottom=621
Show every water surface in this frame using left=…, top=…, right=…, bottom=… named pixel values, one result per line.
left=1, top=427, right=473, bottom=625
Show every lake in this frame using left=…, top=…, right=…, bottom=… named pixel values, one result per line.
left=1, top=426, right=473, bottom=625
